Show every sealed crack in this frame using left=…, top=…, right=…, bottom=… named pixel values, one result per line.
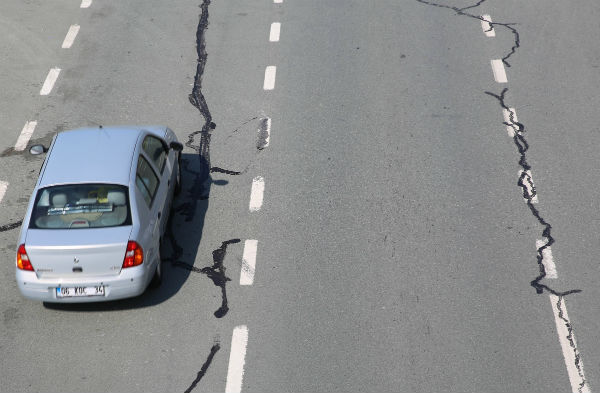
left=415, top=2, right=589, bottom=387
left=416, top=0, right=581, bottom=298
left=210, top=167, right=241, bottom=175
left=415, top=0, right=519, bottom=67
left=171, top=239, right=240, bottom=318
left=485, top=89, right=581, bottom=297
left=183, top=340, right=221, bottom=393
left=0, top=220, right=22, bottom=233
left=162, top=0, right=238, bottom=320
left=185, top=0, right=215, bottom=205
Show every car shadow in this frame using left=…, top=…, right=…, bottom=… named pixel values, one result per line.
left=43, top=152, right=222, bottom=312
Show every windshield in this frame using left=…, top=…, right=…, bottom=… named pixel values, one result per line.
left=29, top=184, right=132, bottom=229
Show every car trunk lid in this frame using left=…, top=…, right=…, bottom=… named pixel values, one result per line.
left=25, top=227, right=133, bottom=278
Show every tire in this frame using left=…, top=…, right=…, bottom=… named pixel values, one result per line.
left=174, top=153, right=182, bottom=196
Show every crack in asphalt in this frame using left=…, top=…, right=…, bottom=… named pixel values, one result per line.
left=183, top=341, right=221, bottom=393
left=416, top=1, right=589, bottom=389
left=484, top=88, right=581, bottom=297
left=415, top=0, right=582, bottom=298
left=187, top=0, right=213, bottom=160
left=0, top=220, right=22, bottom=233
left=415, top=0, right=519, bottom=67
left=485, top=88, right=581, bottom=297
left=171, top=239, right=240, bottom=318
left=210, top=167, right=242, bottom=175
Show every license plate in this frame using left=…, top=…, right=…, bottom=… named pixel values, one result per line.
left=56, top=286, right=105, bottom=298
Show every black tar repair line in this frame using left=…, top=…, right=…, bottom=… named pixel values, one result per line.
left=415, top=1, right=589, bottom=390
left=162, top=0, right=239, bottom=319
left=183, top=341, right=221, bottom=393
left=415, top=0, right=581, bottom=298
left=485, top=88, right=581, bottom=297
left=171, top=239, right=240, bottom=318
left=0, top=220, right=22, bottom=233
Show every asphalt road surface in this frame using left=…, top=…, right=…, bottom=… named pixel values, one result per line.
left=1, top=0, right=600, bottom=392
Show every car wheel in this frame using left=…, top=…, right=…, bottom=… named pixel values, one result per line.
left=174, top=153, right=182, bottom=196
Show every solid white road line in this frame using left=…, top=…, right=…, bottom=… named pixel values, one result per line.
left=240, top=240, right=258, bottom=285
left=269, top=23, right=281, bottom=42
left=80, top=0, right=92, bottom=8
left=519, top=169, right=538, bottom=203
left=62, top=25, right=80, bottom=48
left=549, top=295, right=590, bottom=393
left=263, top=66, right=277, bottom=90
left=0, top=181, right=8, bottom=204
left=15, top=121, right=37, bottom=151
left=225, top=326, right=249, bottom=393
left=40, top=68, right=61, bottom=95
left=491, top=59, right=507, bottom=83
left=536, top=239, right=557, bottom=279
left=502, top=107, right=519, bottom=137
left=480, top=14, right=495, bottom=37
left=249, top=176, right=265, bottom=212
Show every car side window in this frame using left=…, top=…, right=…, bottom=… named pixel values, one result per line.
left=142, top=136, right=167, bottom=174
left=136, top=156, right=159, bottom=206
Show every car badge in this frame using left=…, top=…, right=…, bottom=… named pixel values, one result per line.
left=74, top=257, right=79, bottom=264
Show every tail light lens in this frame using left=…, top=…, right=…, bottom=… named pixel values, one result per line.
left=122, top=241, right=143, bottom=268
left=17, top=244, right=34, bottom=271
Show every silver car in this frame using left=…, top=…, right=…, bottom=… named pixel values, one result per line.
left=15, top=126, right=183, bottom=302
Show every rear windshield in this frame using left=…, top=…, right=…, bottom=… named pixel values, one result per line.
left=29, top=184, right=132, bottom=229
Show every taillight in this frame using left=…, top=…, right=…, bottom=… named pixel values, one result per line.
left=122, top=241, right=143, bottom=268
left=17, top=244, right=34, bottom=271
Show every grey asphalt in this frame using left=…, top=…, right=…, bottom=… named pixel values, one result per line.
left=1, top=0, right=599, bottom=392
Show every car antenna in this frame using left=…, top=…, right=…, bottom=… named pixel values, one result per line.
left=99, top=125, right=103, bottom=129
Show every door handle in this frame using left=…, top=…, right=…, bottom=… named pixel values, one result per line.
left=158, top=211, right=161, bottom=219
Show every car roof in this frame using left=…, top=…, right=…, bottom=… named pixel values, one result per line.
left=38, top=126, right=167, bottom=188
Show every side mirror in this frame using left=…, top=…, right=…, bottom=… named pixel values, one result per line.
left=29, top=144, right=48, bottom=155
left=169, top=141, right=183, bottom=152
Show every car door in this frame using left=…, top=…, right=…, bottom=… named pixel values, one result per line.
left=140, top=135, right=171, bottom=236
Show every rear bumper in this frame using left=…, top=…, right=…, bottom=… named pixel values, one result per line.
left=16, top=265, right=148, bottom=303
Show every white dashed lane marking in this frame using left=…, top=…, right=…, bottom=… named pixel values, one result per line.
left=14, top=121, right=37, bottom=151
left=536, top=239, right=557, bottom=279
left=269, top=23, right=281, bottom=42
left=62, top=25, right=80, bottom=49
left=490, top=59, right=507, bottom=83
left=274, top=0, right=283, bottom=3
left=257, top=117, right=271, bottom=149
left=502, top=107, right=519, bottom=137
left=0, top=181, right=8, bottom=204
left=225, top=325, right=249, bottom=393
left=80, top=0, right=92, bottom=8
left=249, top=176, right=265, bottom=212
left=40, top=68, right=61, bottom=95
left=263, top=66, right=277, bottom=90
left=480, top=14, right=495, bottom=37
left=240, top=240, right=258, bottom=285
left=549, top=295, right=590, bottom=393
left=519, top=169, right=538, bottom=203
